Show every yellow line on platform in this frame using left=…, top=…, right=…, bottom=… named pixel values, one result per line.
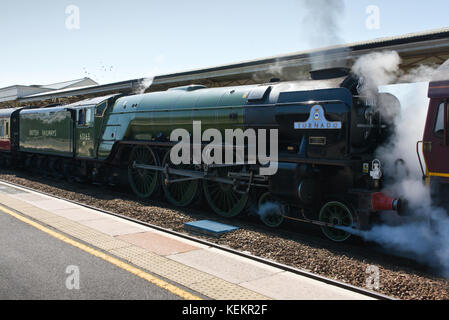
left=0, top=204, right=202, bottom=300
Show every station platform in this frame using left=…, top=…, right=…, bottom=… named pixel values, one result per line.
left=0, top=181, right=373, bottom=300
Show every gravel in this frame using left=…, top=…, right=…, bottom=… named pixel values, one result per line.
left=1, top=169, right=448, bottom=300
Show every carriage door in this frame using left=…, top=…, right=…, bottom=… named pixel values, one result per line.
left=75, top=107, right=95, bottom=158
left=423, top=99, right=449, bottom=180
left=0, top=119, right=9, bottom=151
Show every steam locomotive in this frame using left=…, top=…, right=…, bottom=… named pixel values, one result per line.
left=0, top=68, right=404, bottom=241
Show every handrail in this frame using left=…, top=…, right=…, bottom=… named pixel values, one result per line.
left=416, top=140, right=426, bottom=180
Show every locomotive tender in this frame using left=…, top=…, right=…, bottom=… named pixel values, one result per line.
left=0, top=68, right=403, bottom=241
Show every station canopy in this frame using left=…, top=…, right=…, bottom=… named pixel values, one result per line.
left=1, top=27, right=449, bottom=108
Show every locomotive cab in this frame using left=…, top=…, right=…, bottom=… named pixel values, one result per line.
left=64, top=94, right=121, bottom=160
left=421, top=80, right=449, bottom=205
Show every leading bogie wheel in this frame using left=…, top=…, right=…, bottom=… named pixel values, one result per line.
left=128, top=145, right=160, bottom=198
left=319, top=201, right=354, bottom=242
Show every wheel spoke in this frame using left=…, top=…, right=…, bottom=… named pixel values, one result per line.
left=128, top=146, right=159, bottom=198
left=319, top=201, right=353, bottom=242
left=161, top=151, right=199, bottom=207
left=203, top=166, right=248, bottom=218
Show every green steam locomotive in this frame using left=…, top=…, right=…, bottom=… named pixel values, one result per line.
left=0, top=69, right=404, bottom=241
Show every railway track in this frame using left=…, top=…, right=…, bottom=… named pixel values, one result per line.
left=0, top=177, right=394, bottom=300
left=1, top=169, right=449, bottom=300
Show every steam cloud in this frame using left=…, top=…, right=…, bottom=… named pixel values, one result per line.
left=351, top=51, right=449, bottom=277
left=257, top=202, right=281, bottom=221
left=300, top=0, right=346, bottom=48
left=135, top=77, right=153, bottom=94
left=254, top=0, right=348, bottom=82
left=400, top=59, right=449, bottom=83
left=299, top=0, right=349, bottom=71
left=352, top=51, right=402, bottom=103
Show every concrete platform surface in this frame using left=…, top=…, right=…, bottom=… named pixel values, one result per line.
left=0, top=181, right=374, bottom=300
left=0, top=209, right=182, bottom=300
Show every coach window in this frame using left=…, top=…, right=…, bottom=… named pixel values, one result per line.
left=6, top=122, right=9, bottom=138
left=0, top=121, right=4, bottom=137
left=434, top=102, right=446, bottom=138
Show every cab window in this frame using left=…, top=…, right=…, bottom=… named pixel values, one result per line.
left=95, top=102, right=107, bottom=117
left=85, top=108, right=92, bottom=124
left=434, top=102, right=447, bottom=138
left=77, top=109, right=85, bottom=126
left=77, top=107, right=94, bottom=127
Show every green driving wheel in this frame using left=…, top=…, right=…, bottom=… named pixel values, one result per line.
left=128, top=146, right=160, bottom=198
left=258, top=192, right=284, bottom=228
left=161, top=151, right=199, bottom=207
left=319, top=201, right=354, bottom=242
left=203, top=166, right=249, bottom=218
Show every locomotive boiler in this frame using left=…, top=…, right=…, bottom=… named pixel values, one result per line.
left=0, top=68, right=403, bottom=241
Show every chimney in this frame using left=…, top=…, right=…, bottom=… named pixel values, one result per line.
left=310, top=67, right=350, bottom=80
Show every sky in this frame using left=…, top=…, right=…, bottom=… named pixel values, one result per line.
left=0, top=0, right=448, bottom=88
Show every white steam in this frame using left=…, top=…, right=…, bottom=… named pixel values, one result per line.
left=378, top=82, right=430, bottom=198
left=254, top=0, right=348, bottom=83
left=300, top=0, right=346, bottom=49
left=299, top=0, right=349, bottom=72
left=257, top=202, right=281, bottom=220
left=253, top=58, right=288, bottom=83
left=350, top=51, right=449, bottom=277
left=135, top=77, right=153, bottom=94
left=352, top=51, right=402, bottom=102
left=341, top=211, right=449, bottom=276
left=400, top=60, right=449, bottom=83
